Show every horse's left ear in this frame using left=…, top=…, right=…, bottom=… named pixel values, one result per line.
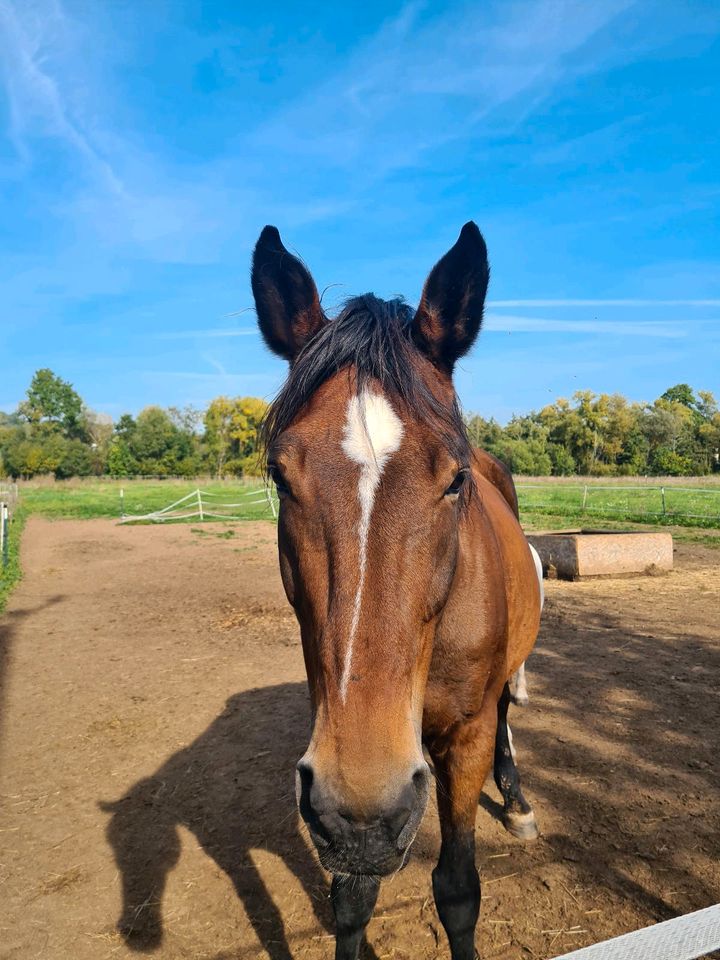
left=251, top=226, right=326, bottom=362
left=412, top=221, right=489, bottom=373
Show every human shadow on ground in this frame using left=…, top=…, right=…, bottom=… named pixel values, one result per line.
left=101, top=682, right=380, bottom=960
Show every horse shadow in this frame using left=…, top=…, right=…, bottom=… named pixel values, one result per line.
left=101, top=682, right=375, bottom=960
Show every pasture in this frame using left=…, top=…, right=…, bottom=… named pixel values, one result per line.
left=515, top=477, right=720, bottom=528
left=16, top=477, right=273, bottom=522
left=9, top=475, right=720, bottom=526
left=0, top=515, right=718, bottom=959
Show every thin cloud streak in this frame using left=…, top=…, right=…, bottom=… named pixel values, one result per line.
left=254, top=0, right=636, bottom=181
left=488, top=299, right=720, bottom=307
left=142, top=370, right=278, bottom=385
left=0, top=0, right=124, bottom=194
left=155, top=328, right=258, bottom=340
left=483, top=313, right=686, bottom=337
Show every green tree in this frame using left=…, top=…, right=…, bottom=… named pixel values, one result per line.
left=125, top=407, right=185, bottom=475
left=661, top=384, right=696, bottom=408
left=55, top=439, right=94, bottom=479
left=2, top=432, right=65, bottom=477
left=547, top=443, right=576, bottom=476
left=106, top=437, right=139, bottom=477
left=19, top=369, right=84, bottom=438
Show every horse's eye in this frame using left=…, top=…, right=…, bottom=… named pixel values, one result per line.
left=268, top=464, right=289, bottom=496
left=445, top=469, right=468, bottom=497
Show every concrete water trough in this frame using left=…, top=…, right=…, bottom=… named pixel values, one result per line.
left=527, top=529, right=673, bottom=580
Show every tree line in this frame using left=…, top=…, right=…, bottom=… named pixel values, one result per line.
left=467, top=384, right=720, bottom=476
left=0, top=370, right=267, bottom=479
left=1, top=369, right=718, bottom=480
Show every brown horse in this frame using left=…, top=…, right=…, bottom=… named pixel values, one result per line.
left=251, top=222, right=543, bottom=960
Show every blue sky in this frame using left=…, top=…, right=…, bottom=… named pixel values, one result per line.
left=1, top=0, right=718, bottom=423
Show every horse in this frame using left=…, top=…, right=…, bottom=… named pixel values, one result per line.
left=251, top=221, right=543, bottom=960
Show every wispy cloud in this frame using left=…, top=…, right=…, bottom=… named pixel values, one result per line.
left=141, top=370, right=280, bottom=403
left=487, top=299, right=720, bottom=307
left=2, top=0, right=718, bottom=418
left=254, top=0, right=637, bottom=182
left=483, top=313, right=688, bottom=337
left=0, top=0, right=124, bottom=193
left=155, top=328, right=258, bottom=340
left=0, top=2, right=258, bottom=264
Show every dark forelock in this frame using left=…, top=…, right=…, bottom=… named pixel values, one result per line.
left=261, top=294, right=473, bottom=470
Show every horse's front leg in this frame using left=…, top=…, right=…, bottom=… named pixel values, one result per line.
left=331, top=874, right=380, bottom=960
left=494, top=681, right=539, bottom=840
left=429, top=703, right=498, bottom=960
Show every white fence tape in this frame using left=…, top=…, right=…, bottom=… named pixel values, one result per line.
left=119, top=486, right=277, bottom=523
left=553, top=903, right=720, bottom=960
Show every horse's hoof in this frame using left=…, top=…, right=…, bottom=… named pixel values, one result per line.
left=503, top=810, right=539, bottom=841
left=509, top=692, right=529, bottom=707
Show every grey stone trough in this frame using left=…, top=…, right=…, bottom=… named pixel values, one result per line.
left=527, top=529, right=673, bottom=580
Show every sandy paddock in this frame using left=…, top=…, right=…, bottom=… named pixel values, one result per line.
left=1, top=518, right=718, bottom=959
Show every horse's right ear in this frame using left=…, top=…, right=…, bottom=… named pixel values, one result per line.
left=251, top=226, right=326, bottom=362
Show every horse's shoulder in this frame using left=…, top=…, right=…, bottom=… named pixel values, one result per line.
left=471, top=447, right=519, bottom=519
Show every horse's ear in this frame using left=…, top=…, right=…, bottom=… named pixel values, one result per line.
left=412, top=221, right=489, bottom=373
left=251, top=226, right=326, bottom=362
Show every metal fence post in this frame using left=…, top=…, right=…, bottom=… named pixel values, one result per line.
left=197, top=489, right=204, bottom=521
left=661, top=486, right=666, bottom=516
left=582, top=485, right=588, bottom=513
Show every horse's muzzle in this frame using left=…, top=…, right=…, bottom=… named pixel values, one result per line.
left=296, top=760, right=431, bottom=876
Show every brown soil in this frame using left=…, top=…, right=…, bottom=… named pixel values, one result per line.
left=1, top=518, right=718, bottom=960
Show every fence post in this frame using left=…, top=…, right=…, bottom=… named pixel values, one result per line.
left=197, top=488, right=204, bottom=521
left=1, top=503, right=8, bottom=569
left=265, top=485, right=277, bottom=519
left=582, top=485, right=588, bottom=513
left=661, top=486, right=666, bottom=516
left=120, top=487, right=125, bottom=519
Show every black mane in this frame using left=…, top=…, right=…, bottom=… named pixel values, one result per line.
left=261, top=294, right=472, bottom=467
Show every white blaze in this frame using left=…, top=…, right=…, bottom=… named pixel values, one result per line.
left=339, top=389, right=404, bottom=701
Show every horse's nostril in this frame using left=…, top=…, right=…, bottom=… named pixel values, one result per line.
left=386, top=801, right=413, bottom=842
left=296, top=759, right=314, bottom=790
left=295, top=761, right=316, bottom=823
left=296, top=760, right=334, bottom=844
left=386, top=767, right=431, bottom=846
left=413, top=764, right=431, bottom=792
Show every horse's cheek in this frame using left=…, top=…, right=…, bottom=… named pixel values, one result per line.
left=424, top=522, right=460, bottom=621
left=278, top=546, right=296, bottom=608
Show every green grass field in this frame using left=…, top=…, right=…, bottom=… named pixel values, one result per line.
left=18, top=478, right=276, bottom=522
left=12, top=476, right=720, bottom=524
left=515, top=480, right=720, bottom=528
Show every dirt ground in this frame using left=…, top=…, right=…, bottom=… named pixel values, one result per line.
left=1, top=518, right=718, bottom=960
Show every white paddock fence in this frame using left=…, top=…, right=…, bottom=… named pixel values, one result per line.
left=553, top=903, right=720, bottom=959
left=119, top=486, right=278, bottom=523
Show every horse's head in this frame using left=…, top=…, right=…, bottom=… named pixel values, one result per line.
left=251, top=223, right=489, bottom=876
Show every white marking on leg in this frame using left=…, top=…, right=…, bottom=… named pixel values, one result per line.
left=339, top=389, right=404, bottom=701
left=529, top=542, right=544, bottom=609
left=511, top=662, right=529, bottom=705
left=507, top=722, right=517, bottom=762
